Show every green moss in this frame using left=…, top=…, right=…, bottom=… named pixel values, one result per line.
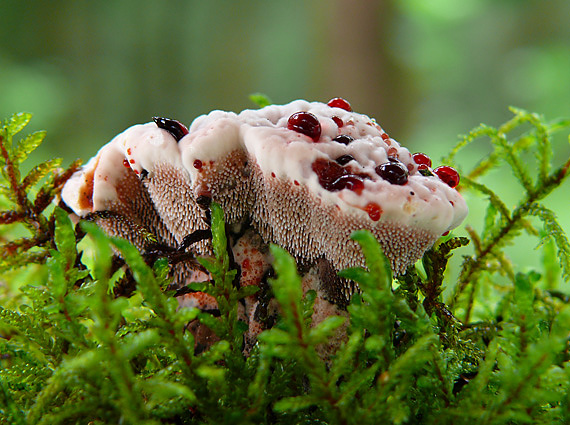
left=1, top=109, right=570, bottom=424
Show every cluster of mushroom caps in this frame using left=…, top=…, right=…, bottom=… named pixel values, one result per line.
left=62, top=98, right=468, bottom=355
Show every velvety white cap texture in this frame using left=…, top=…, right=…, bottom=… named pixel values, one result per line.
left=62, top=99, right=468, bottom=275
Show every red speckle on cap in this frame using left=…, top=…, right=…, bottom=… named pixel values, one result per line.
left=127, top=148, right=132, bottom=155
left=129, top=159, right=135, bottom=164
left=242, top=258, right=251, bottom=271
left=122, top=159, right=130, bottom=168
left=193, top=159, right=203, bottom=169
left=381, top=133, right=390, bottom=141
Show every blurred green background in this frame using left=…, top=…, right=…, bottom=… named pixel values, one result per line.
left=1, top=0, right=569, bottom=276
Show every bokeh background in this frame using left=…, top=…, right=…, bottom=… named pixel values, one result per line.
left=1, top=0, right=569, bottom=283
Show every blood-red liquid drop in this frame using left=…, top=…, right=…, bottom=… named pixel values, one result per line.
left=330, top=175, right=365, bottom=194
left=412, top=152, right=432, bottom=168
left=335, top=154, right=354, bottom=166
left=375, top=160, right=409, bottom=185
left=327, top=97, right=352, bottom=112
left=365, top=202, right=383, bottom=221
left=434, top=166, right=460, bottom=188
left=332, top=135, right=354, bottom=145
left=332, top=116, right=344, bottom=127
left=287, top=112, right=321, bottom=142
left=152, top=117, right=189, bottom=142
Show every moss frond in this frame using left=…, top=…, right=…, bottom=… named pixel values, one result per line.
left=0, top=113, right=81, bottom=274
left=448, top=108, right=570, bottom=322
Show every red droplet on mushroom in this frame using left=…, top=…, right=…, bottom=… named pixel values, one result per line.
left=332, top=135, right=354, bottom=146
left=152, top=117, right=189, bottom=142
left=412, top=152, right=432, bottom=168
left=375, top=160, right=409, bottom=185
left=381, top=133, right=390, bottom=141
left=330, top=175, right=365, bottom=193
left=193, top=159, right=203, bottom=169
left=442, top=231, right=450, bottom=236
left=129, top=159, right=135, bottom=164
left=287, top=112, right=321, bottom=142
left=122, top=159, right=130, bottom=168
left=335, top=154, right=354, bottom=166
left=311, top=158, right=347, bottom=189
left=434, top=166, right=460, bottom=188
left=327, top=97, right=352, bottom=112
left=332, top=116, right=344, bottom=127
left=365, top=202, right=383, bottom=221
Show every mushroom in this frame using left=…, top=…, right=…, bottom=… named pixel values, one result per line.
left=62, top=99, right=468, bottom=355
left=62, top=99, right=467, bottom=286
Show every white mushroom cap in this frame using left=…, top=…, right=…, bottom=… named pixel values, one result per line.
left=62, top=123, right=182, bottom=213
left=61, top=140, right=128, bottom=216
left=62, top=99, right=468, bottom=275
left=184, top=100, right=467, bottom=235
